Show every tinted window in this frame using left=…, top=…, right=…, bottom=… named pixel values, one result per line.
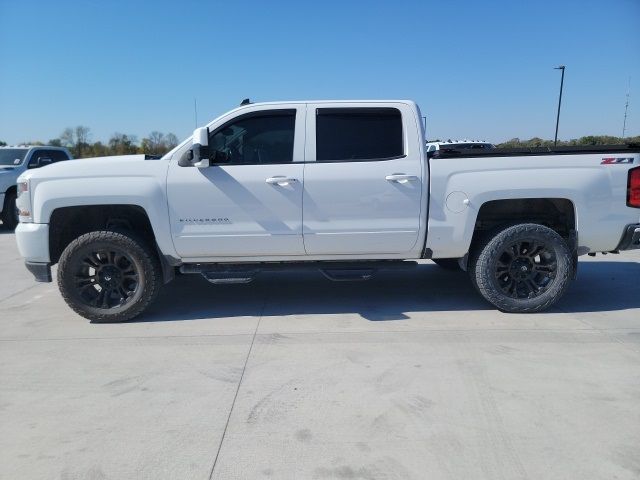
left=49, top=150, right=71, bottom=161
left=209, top=110, right=296, bottom=165
left=316, top=108, right=403, bottom=161
left=29, top=150, right=64, bottom=168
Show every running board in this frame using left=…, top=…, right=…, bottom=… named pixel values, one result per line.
left=320, top=268, right=376, bottom=281
left=179, top=260, right=417, bottom=284
left=200, top=270, right=257, bottom=284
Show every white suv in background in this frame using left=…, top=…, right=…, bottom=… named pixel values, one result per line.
left=0, top=146, right=72, bottom=228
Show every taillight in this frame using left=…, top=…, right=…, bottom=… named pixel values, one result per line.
left=628, top=167, right=640, bottom=208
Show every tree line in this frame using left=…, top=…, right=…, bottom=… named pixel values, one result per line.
left=0, top=126, right=180, bottom=158
left=2, top=132, right=639, bottom=157
left=497, top=135, right=640, bottom=148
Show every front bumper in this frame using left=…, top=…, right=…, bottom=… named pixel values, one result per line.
left=16, top=223, right=52, bottom=282
left=616, top=224, right=640, bottom=251
left=26, top=261, right=52, bottom=282
left=15, top=222, right=50, bottom=262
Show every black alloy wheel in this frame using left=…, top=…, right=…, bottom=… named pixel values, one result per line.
left=57, top=230, right=161, bottom=322
left=72, top=249, right=140, bottom=309
left=469, top=223, right=574, bottom=313
left=494, top=240, right=557, bottom=299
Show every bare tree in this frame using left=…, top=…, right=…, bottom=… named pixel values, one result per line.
left=165, top=133, right=179, bottom=149
left=60, top=128, right=75, bottom=148
left=74, top=126, right=91, bottom=157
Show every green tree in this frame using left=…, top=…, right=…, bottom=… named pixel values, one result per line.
left=497, top=135, right=640, bottom=148
left=108, top=133, right=138, bottom=155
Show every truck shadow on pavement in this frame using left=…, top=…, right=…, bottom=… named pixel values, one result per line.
left=139, top=260, right=640, bottom=322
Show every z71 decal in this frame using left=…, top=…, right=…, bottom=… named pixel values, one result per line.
left=601, top=157, right=634, bottom=164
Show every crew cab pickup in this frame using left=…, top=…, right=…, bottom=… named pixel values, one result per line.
left=0, top=146, right=72, bottom=229
left=14, top=100, right=640, bottom=322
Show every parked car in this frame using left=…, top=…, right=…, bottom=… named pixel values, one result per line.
left=0, top=146, right=72, bottom=228
left=13, top=100, right=640, bottom=322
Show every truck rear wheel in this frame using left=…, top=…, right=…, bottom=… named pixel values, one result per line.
left=469, top=223, right=573, bottom=313
left=57, top=230, right=161, bottom=323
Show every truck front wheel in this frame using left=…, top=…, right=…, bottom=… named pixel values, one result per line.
left=57, top=230, right=161, bottom=322
left=469, top=224, right=574, bottom=313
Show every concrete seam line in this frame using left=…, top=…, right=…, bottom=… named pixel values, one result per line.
left=0, top=283, right=41, bottom=304
left=208, top=294, right=267, bottom=480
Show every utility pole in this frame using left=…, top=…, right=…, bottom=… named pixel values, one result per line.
left=622, top=77, right=630, bottom=139
left=554, top=65, right=565, bottom=146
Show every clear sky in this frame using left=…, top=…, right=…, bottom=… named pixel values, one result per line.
left=1, top=0, right=639, bottom=145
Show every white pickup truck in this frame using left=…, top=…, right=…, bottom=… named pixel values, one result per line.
left=14, top=100, right=640, bottom=322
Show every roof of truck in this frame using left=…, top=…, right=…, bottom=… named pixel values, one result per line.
left=232, top=99, right=418, bottom=108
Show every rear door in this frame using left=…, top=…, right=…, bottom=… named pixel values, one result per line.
left=302, top=103, right=424, bottom=255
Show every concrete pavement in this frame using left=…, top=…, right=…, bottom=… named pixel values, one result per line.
left=1, top=228, right=639, bottom=479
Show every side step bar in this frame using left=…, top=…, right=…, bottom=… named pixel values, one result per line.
left=179, top=261, right=418, bottom=284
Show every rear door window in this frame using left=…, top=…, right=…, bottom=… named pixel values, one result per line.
left=316, top=108, right=403, bottom=161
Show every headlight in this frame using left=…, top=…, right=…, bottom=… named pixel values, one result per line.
left=16, top=180, right=33, bottom=222
left=17, top=181, right=28, bottom=198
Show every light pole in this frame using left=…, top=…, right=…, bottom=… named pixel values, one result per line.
left=554, top=65, right=565, bottom=146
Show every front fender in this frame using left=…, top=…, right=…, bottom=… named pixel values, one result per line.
left=32, top=176, right=178, bottom=259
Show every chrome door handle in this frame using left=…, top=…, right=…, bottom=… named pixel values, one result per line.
left=385, top=174, right=418, bottom=184
left=266, top=176, right=298, bottom=186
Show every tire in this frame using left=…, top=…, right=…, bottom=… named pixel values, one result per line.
left=469, top=223, right=574, bottom=313
left=57, top=230, right=161, bottom=323
left=432, top=258, right=462, bottom=271
left=1, top=191, right=18, bottom=229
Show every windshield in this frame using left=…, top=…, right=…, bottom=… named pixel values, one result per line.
left=0, top=149, right=28, bottom=166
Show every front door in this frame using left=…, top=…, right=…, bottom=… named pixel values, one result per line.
left=302, top=103, right=424, bottom=255
left=167, top=106, right=306, bottom=259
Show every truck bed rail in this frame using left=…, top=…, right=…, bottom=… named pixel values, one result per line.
left=431, top=143, right=640, bottom=159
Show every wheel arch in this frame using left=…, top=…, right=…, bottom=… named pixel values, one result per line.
left=469, top=198, right=577, bottom=252
left=48, top=204, right=156, bottom=263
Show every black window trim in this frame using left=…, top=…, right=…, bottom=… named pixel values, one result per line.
left=207, top=108, right=298, bottom=166
left=307, top=154, right=407, bottom=164
left=314, top=107, right=406, bottom=163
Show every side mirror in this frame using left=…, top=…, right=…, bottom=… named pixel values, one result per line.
left=178, top=127, right=209, bottom=168
left=187, top=127, right=210, bottom=168
left=29, top=157, right=53, bottom=168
